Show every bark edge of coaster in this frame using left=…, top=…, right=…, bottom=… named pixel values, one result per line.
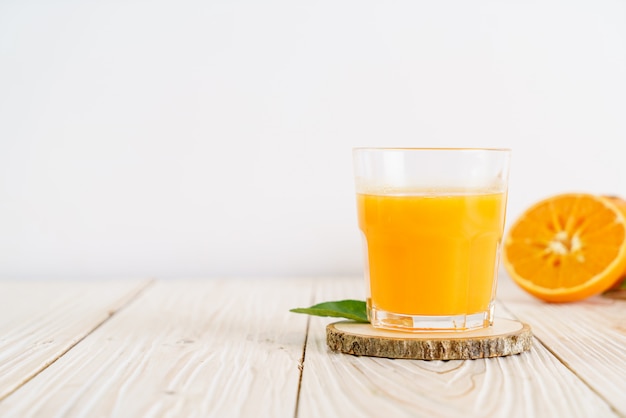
left=326, top=318, right=532, bottom=360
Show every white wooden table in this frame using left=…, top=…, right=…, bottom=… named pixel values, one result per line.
left=0, top=275, right=624, bottom=417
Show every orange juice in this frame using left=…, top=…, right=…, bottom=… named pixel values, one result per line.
left=357, top=191, right=506, bottom=317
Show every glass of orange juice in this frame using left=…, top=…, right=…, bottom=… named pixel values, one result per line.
left=353, top=148, right=511, bottom=332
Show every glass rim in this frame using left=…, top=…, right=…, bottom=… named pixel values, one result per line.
left=353, top=147, right=511, bottom=152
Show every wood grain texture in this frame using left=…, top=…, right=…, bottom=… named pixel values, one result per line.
left=0, top=279, right=312, bottom=418
left=0, top=280, right=150, bottom=401
left=0, top=276, right=622, bottom=418
left=498, top=274, right=626, bottom=416
left=298, top=277, right=617, bottom=418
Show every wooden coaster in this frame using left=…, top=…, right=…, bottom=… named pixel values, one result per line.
left=326, top=318, right=532, bottom=360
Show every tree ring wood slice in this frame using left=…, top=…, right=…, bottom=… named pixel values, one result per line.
left=326, top=318, right=532, bottom=360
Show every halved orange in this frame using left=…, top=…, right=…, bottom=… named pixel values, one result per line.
left=502, top=193, right=626, bottom=302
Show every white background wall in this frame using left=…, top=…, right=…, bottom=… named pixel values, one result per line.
left=0, top=0, right=624, bottom=280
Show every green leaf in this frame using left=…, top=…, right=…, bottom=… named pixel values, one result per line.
left=290, top=299, right=368, bottom=322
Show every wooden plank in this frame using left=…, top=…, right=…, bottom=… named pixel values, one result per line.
left=497, top=274, right=626, bottom=416
left=0, top=279, right=312, bottom=417
left=298, top=277, right=617, bottom=418
left=0, top=280, right=151, bottom=401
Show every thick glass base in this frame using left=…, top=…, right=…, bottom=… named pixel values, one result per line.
left=368, top=304, right=494, bottom=332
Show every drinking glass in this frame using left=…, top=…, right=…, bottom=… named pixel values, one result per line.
left=353, top=148, right=511, bottom=331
